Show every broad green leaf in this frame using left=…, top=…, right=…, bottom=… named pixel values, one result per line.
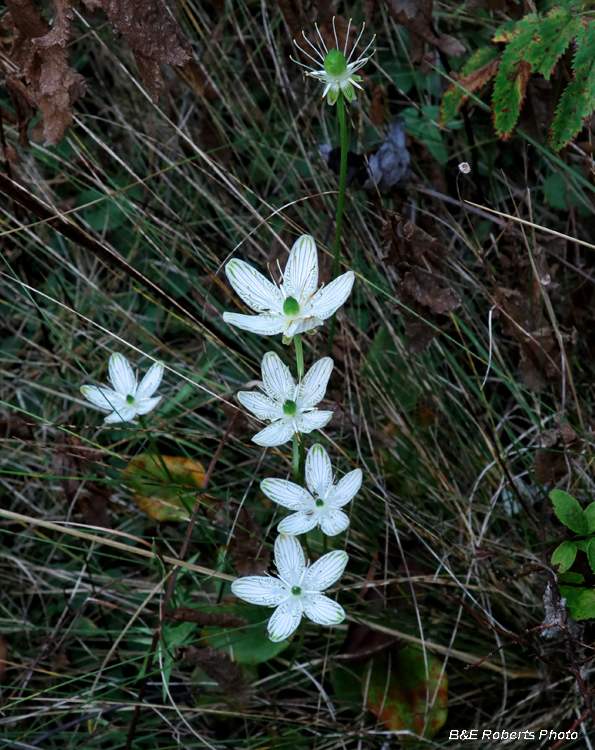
left=559, top=571, right=584, bottom=585
left=439, top=46, right=500, bottom=125
left=550, top=489, right=588, bottom=535
left=558, top=584, right=584, bottom=618
left=587, top=538, right=595, bottom=575
left=122, top=454, right=206, bottom=521
left=551, top=541, right=578, bottom=573
left=363, top=645, right=448, bottom=739
left=492, top=13, right=542, bottom=139
left=585, top=503, right=595, bottom=534
left=551, top=18, right=595, bottom=149
left=201, top=604, right=289, bottom=664
left=572, top=589, right=595, bottom=621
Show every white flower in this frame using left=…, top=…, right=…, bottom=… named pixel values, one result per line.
left=261, top=443, right=362, bottom=536
left=223, top=234, right=354, bottom=342
left=231, top=534, right=348, bottom=642
left=238, top=351, right=334, bottom=447
left=80, top=352, right=164, bottom=424
left=292, top=18, right=375, bottom=105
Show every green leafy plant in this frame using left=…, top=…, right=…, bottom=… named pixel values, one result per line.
left=440, top=4, right=595, bottom=149
left=550, top=489, right=595, bottom=620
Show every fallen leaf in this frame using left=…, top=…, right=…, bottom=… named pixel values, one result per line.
left=533, top=420, right=582, bottom=486
left=166, top=606, right=246, bottom=628
left=176, top=644, right=251, bottom=702
left=122, top=454, right=206, bottom=522
left=388, top=0, right=465, bottom=63
left=382, top=210, right=461, bottom=352
left=208, top=498, right=270, bottom=576
left=100, top=0, right=192, bottom=101
left=55, top=437, right=111, bottom=528
left=363, top=645, right=448, bottom=739
left=2, top=0, right=86, bottom=146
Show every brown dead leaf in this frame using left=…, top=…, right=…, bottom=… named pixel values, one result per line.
left=55, top=437, right=111, bottom=528
left=279, top=0, right=305, bottom=39
left=166, top=606, right=246, bottom=628
left=208, top=499, right=270, bottom=576
left=388, top=0, right=465, bottom=62
left=2, top=0, right=86, bottom=146
left=533, top=420, right=582, bottom=486
left=100, top=0, right=192, bottom=102
left=4, top=75, right=37, bottom=148
left=440, top=54, right=501, bottom=123
left=370, top=84, right=387, bottom=126
left=176, top=645, right=251, bottom=702
left=382, top=210, right=461, bottom=352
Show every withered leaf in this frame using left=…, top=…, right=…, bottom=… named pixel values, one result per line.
left=382, top=211, right=461, bottom=352
left=533, top=420, right=582, bottom=486
left=208, top=499, right=270, bottom=576
left=100, top=0, right=192, bottom=102
left=388, top=0, right=465, bottom=63
left=176, top=645, right=251, bottom=702
left=55, top=437, right=111, bottom=528
left=2, top=0, right=86, bottom=146
left=166, top=606, right=246, bottom=628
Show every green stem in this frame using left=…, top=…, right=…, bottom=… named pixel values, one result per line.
left=294, top=334, right=304, bottom=379
left=333, top=91, right=348, bottom=280
left=293, top=433, right=300, bottom=483
left=328, top=91, right=348, bottom=352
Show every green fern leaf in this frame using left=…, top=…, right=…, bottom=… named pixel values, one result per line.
left=492, top=8, right=577, bottom=140
left=551, top=19, right=595, bottom=150
left=439, top=47, right=500, bottom=126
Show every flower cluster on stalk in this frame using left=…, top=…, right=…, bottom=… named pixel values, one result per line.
left=224, top=234, right=362, bottom=641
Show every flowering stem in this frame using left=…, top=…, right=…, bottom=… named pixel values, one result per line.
left=294, top=334, right=304, bottom=379
left=328, top=91, right=348, bottom=351
left=334, top=92, right=348, bottom=279
left=293, top=434, right=300, bottom=483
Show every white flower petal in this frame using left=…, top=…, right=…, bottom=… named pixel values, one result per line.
left=104, top=405, right=138, bottom=423
left=80, top=386, right=126, bottom=412
left=304, top=549, right=348, bottom=591
left=305, top=443, right=333, bottom=498
left=231, top=576, right=289, bottom=606
left=135, top=396, right=161, bottom=415
left=329, top=468, right=363, bottom=508
left=301, top=271, right=354, bottom=321
left=223, top=312, right=285, bottom=336
left=261, top=351, right=295, bottom=402
left=275, top=534, right=305, bottom=587
left=237, top=392, right=284, bottom=421
left=295, top=410, right=333, bottom=434
left=326, top=82, right=341, bottom=105
left=252, top=420, right=295, bottom=447
left=108, top=353, right=136, bottom=396
left=283, top=235, right=318, bottom=303
left=319, top=510, right=350, bottom=536
left=278, top=511, right=320, bottom=536
left=266, top=600, right=302, bottom=642
left=225, top=259, right=284, bottom=314
left=303, top=594, right=345, bottom=626
left=285, top=316, right=324, bottom=338
left=261, top=478, right=314, bottom=510
left=135, top=361, right=164, bottom=400
left=296, top=357, right=333, bottom=409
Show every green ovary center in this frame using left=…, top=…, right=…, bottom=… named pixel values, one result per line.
left=291, top=586, right=302, bottom=596
left=324, top=49, right=347, bottom=77
left=125, top=395, right=135, bottom=405
left=315, top=498, right=324, bottom=507
left=283, top=399, right=297, bottom=416
left=283, top=296, right=300, bottom=316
